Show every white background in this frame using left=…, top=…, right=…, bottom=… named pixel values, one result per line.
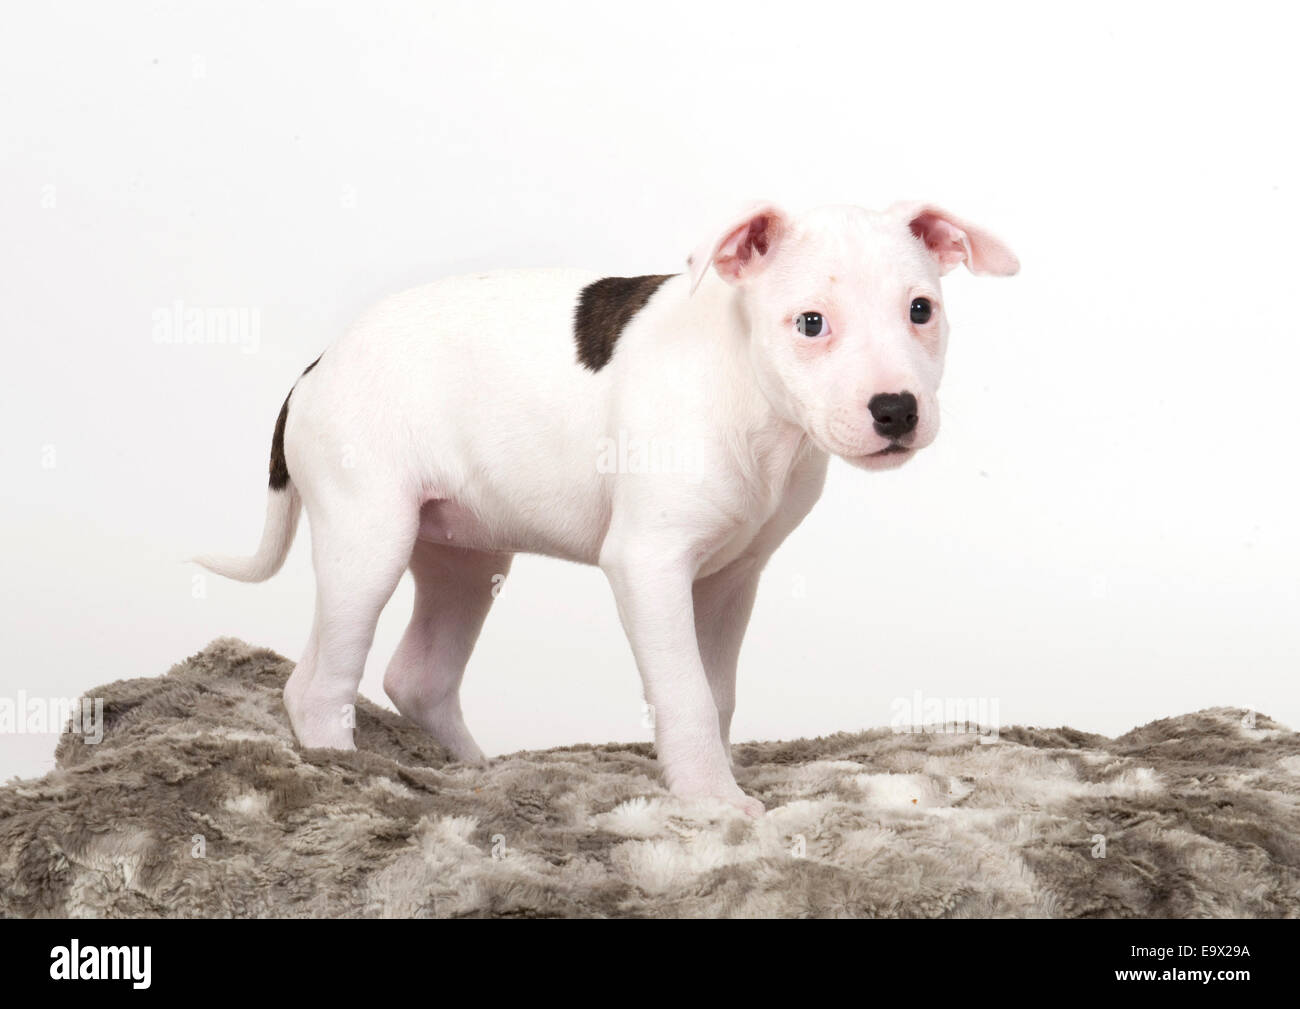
left=2, top=1, right=1297, bottom=781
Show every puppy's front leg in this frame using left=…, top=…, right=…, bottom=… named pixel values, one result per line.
left=693, top=558, right=762, bottom=758
left=601, top=544, right=762, bottom=817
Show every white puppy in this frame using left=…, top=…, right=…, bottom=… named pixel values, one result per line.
left=198, top=202, right=1018, bottom=815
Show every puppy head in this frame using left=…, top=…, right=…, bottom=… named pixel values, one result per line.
left=689, top=201, right=1018, bottom=470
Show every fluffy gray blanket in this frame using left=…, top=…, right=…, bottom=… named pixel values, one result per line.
left=2, top=639, right=1296, bottom=917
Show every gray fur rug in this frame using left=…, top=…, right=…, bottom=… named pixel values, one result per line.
left=2, top=638, right=1297, bottom=918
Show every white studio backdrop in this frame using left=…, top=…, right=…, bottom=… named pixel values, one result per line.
left=2, top=1, right=1297, bottom=780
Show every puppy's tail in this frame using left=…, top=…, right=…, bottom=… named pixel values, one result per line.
left=192, top=356, right=319, bottom=582
left=192, top=484, right=302, bottom=583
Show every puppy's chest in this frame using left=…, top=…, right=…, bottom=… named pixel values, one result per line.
left=696, top=517, right=769, bottom=578
left=695, top=467, right=809, bottom=578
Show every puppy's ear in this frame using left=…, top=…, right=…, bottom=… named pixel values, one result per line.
left=894, top=202, right=1019, bottom=277
left=688, top=203, right=789, bottom=293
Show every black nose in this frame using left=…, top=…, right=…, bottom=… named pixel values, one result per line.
left=868, top=392, right=918, bottom=438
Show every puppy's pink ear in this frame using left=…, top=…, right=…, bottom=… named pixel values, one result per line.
left=688, top=203, right=789, bottom=293
left=897, top=203, right=1019, bottom=277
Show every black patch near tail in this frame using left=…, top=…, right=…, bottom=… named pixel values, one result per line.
left=574, top=274, right=675, bottom=371
left=268, top=355, right=322, bottom=490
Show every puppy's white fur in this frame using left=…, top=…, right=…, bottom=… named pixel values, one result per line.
left=197, top=202, right=1017, bottom=815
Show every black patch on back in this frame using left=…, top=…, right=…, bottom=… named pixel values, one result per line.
left=268, top=355, right=321, bottom=490
left=574, top=274, right=675, bottom=371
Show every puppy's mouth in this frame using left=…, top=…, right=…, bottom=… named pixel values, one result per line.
left=845, top=439, right=917, bottom=470
left=819, top=420, right=922, bottom=467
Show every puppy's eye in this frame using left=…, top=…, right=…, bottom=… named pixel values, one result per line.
left=794, top=312, right=825, bottom=337
left=910, top=298, right=933, bottom=325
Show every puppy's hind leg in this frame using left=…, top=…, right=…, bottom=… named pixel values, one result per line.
left=285, top=494, right=418, bottom=750
left=383, top=542, right=512, bottom=765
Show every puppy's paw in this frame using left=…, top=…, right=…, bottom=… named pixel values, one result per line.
left=726, top=791, right=766, bottom=818
left=674, top=782, right=765, bottom=818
